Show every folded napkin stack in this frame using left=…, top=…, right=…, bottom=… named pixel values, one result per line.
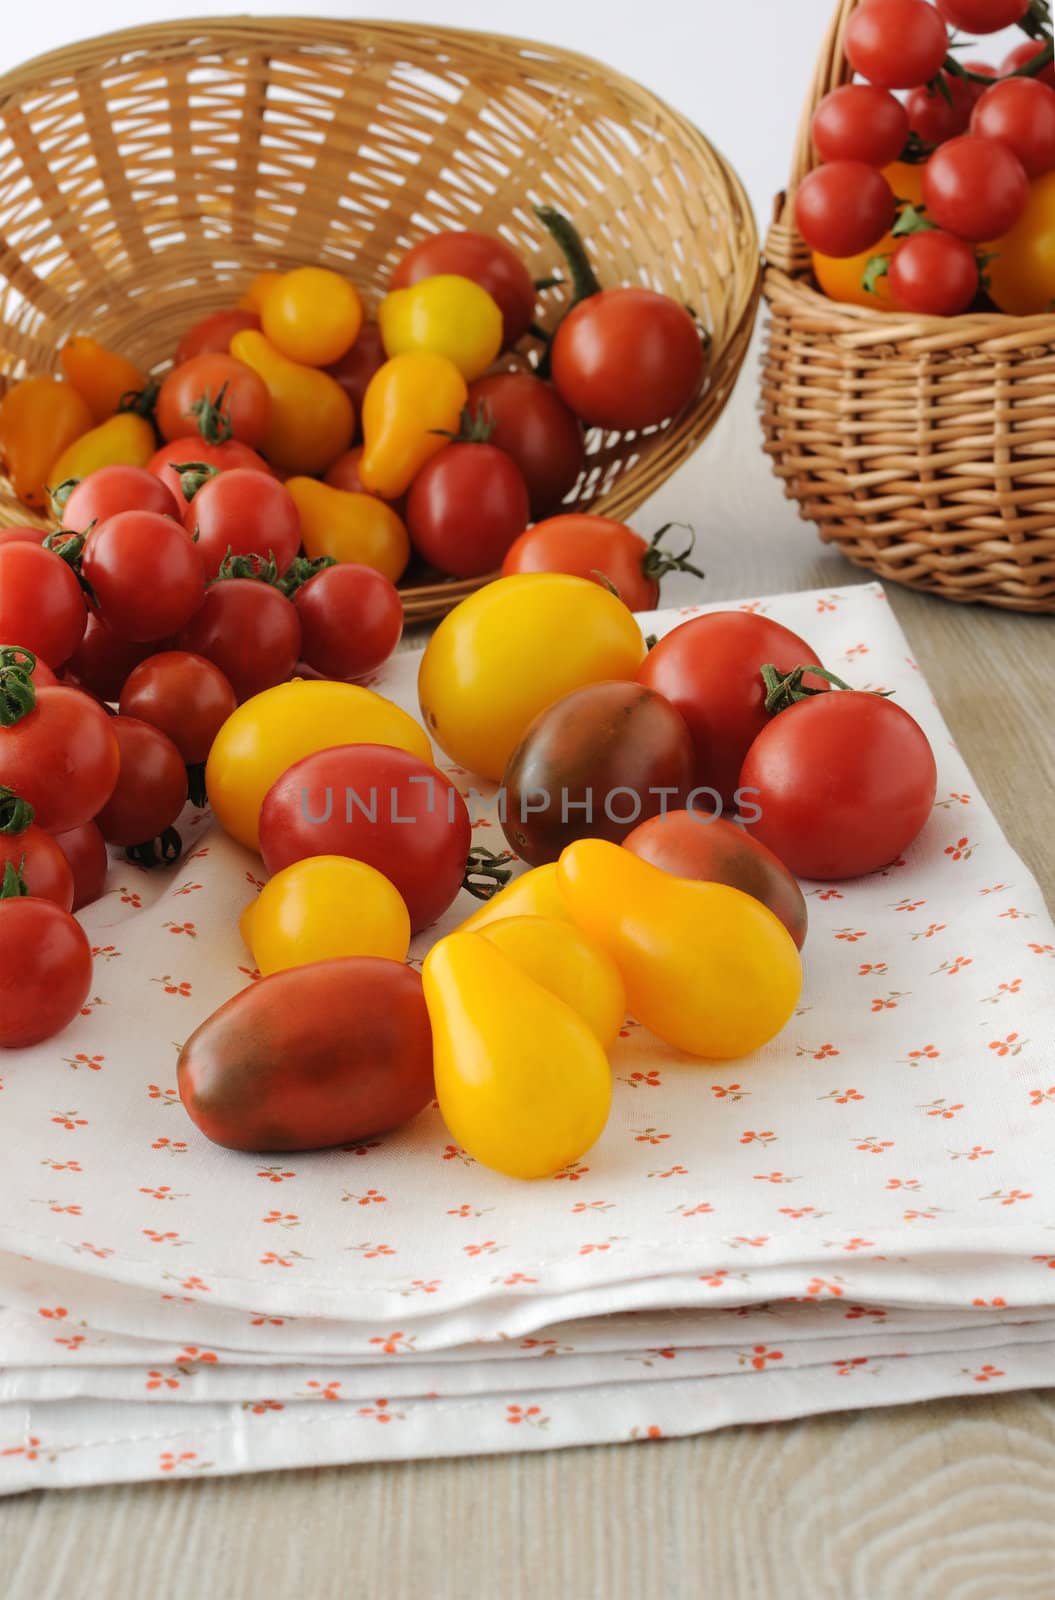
left=2, top=584, right=1052, bottom=1492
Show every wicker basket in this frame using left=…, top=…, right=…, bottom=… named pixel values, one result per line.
left=0, top=18, right=759, bottom=622
left=762, top=0, right=1055, bottom=614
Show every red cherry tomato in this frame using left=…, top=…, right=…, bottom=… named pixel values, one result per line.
left=922, top=136, right=1029, bottom=240
left=0, top=803, right=75, bottom=910
left=845, top=0, right=949, bottom=90
left=148, top=438, right=271, bottom=506
left=466, top=373, right=584, bottom=517
left=1002, top=39, right=1055, bottom=90
left=0, top=525, right=47, bottom=547
left=176, top=578, right=301, bottom=703
left=259, top=744, right=472, bottom=933
left=0, top=896, right=93, bottom=1048
left=119, top=651, right=237, bottom=766
left=501, top=514, right=701, bottom=612
left=94, top=716, right=189, bottom=847
left=0, top=682, right=119, bottom=833
left=51, top=820, right=109, bottom=912
left=812, top=86, right=909, bottom=167
left=157, top=353, right=271, bottom=448
left=740, top=692, right=937, bottom=880
left=326, top=323, right=386, bottom=433
left=293, top=565, right=403, bottom=682
left=391, top=231, right=535, bottom=348
left=83, top=512, right=206, bottom=642
left=183, top=469, right=301, bottom=579
left=63, top=613, right=159, bottom=702
left=60, top=465, right=182, bottom=534
left=937, top=0, right=1027, bottom=29
left=906, top=74, right=978, bottom=145
left=406, top=442, right=530, bottom=578
left=794, top=163, right=897, bottom=258
left=888, top=231, right=979, bottom=315
left=176, top=308, right=261, bottom=364
left=0, top=543, right=86, bottom=668
left=623, top=811, right=808, bottom=950
left=970, top=78, right=1055, bottom=178
left=637, top=612, right=828, bottom=812
left=551, top=288, right=704, bottom=431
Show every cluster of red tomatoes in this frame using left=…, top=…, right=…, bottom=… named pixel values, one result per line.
left=797, top=0, right=1055, bottom=315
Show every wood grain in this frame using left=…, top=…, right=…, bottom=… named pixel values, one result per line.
left=3, top=346, right=1053, bottom=1599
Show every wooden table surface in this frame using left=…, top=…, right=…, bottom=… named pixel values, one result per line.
left=5, top=354, right=1055, bottom=1599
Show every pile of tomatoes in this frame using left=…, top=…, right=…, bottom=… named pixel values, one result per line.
left=1, top=529, right=940, bottom=1175
left=798, top=0, right=1055, bottom=315
left=181, top=580, right=937, bottom=1179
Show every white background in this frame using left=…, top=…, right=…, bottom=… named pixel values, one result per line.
left=1, top=1, right=1030, bottom=605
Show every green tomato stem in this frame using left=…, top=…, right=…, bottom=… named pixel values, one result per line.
left=462, top=846, right=516, bottom=901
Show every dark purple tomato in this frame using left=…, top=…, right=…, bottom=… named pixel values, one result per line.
left=501, top=680, right=695, bottom=866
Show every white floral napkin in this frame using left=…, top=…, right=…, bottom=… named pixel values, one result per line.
left=2, top=583, right=1052, bottom=1491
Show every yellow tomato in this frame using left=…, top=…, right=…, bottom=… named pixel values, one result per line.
left=48, top=412, right=156, bottom=495
left=239, top=271, right=283, bottom=313
left=423, top=930, right=612, bottom=1179
left=458, top=863, right=568, bottom=932
left=0, top=379, right=93, bottom=509
left=262, top=267, right=363, bottom=367
left=418, top=574, right=646, bottom=781
left=378, top=274, right=503, bottom=381
left=206, top=679, right=433, bottom=852
left=359, top=352, right=467, bottom=499
left=478, top=915, right=626, bottom=1050
left=812, top=161, right=925, bottom=311
left=249, top=855, right=410, bottom=976
left=285, top=477, right=410, bottom=583
left=557, top=838, right=802, bottom=1060
left=59, top=336, right=149, bottom=424
left=987, top=170, right=1055, bottom=315
left=229, top=329, right=354, bottom=475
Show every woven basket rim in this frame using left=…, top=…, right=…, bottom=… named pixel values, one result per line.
left=763, top=260, right=1055, bottom=338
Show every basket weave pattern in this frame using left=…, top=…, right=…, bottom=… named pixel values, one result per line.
left=0, top=18, right=759, bottom=621
left=761, top=0, right=1055, bottom=613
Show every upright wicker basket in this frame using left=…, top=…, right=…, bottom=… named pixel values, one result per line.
left=762, top=0, right=1055, bottom=613
left=0, top=18, right=760, bottom=621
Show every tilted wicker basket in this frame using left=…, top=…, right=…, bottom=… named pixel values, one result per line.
left=0, top=18, right=759, bottom=621
left=762, top=0, right=1055, bottom=614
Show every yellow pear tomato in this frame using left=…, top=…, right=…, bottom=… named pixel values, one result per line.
left=249, top=855, right=410, bottom=976
left=557, top=838, right=802, bottom=1059
left=418, top=573, right=646, bottom=780
left=423, top=930, right=612, bottom=1179
left=262, top=266, right=363, bottom=367
left=458, top=863, right=568, bottom=933
left=358, top=352, right=467, bottom=499
left=285, top=476, right=410, bottom=583
left=205, top=679, right=433, bottom=852
left=378, top=274, right=503, bottom=381
left=478, top=914, right=626, bottom=1050
left=229, top=329, right=354, bottom=475
left=48, top=412, right=156, bottom=493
